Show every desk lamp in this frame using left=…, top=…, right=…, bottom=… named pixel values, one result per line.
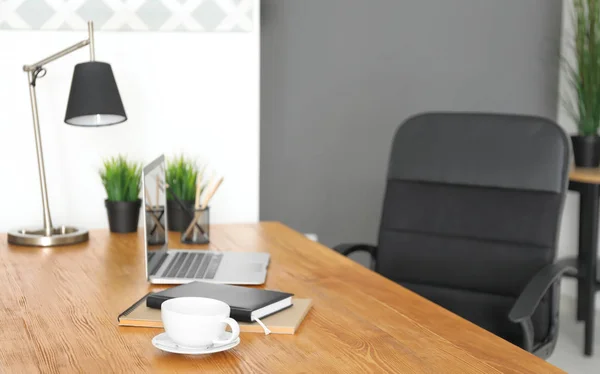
left=8, top=21, right=127, bottom=247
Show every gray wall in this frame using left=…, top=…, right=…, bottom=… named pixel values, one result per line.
left=260, top=0, right=563, bottom=248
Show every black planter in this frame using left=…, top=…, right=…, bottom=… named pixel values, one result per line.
left=571, top=135, right=600, bottom=167
left=166, top=200, right=195, bottom=232
left=105, top=199, right=141, bottom=233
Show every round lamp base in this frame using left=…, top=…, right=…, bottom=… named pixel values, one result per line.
left=8, top=226, right=89, bottom=247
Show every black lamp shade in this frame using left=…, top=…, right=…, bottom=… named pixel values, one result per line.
left=64, top=62, right=127, bottom=126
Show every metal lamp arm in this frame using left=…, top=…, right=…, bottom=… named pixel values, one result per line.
left=23, top=22, right=95, bottom=72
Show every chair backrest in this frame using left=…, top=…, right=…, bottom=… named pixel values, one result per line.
left=376, top=112, right=570, bottom=347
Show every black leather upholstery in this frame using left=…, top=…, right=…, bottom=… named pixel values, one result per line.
left=340, top=112, right=571, bottom=357
left=388, top=113, right=569, bottom=192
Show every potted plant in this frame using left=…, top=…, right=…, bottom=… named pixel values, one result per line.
left=565, top=0, right=600, bottom=166
left=100, top=155, right=142, bottom=233
left=165, top=155, right=203, bottom=232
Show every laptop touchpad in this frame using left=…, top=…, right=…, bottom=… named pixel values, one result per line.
left=232, top=263, right=265, bottom=273
left=249, top=263, right=266, bottom=272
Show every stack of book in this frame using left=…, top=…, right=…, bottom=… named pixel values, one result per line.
left=119, top=282, right=312, bottom=335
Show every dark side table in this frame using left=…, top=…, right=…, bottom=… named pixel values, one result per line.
left=568, top=168, right=600, bottom=356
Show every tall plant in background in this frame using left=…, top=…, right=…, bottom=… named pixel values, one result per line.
left=566, top=0, right=600, bottom=166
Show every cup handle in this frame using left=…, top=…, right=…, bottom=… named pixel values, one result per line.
left=213, top=317, right=240, bottom=345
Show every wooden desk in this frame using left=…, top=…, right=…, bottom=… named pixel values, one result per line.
left=0, top=223, right=563, bottom=373
left=568, top=167, right=600, bottom=355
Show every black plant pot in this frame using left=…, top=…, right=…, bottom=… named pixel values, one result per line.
left=571, top=135, right=600, bottom=167
left=167, top=200, right=195, bottom=232
left=105, top=199, right=142, bottom=233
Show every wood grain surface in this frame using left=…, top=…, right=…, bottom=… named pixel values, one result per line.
left=0, top=222, right=564, bottom=373
left=570, top=167, right=600, bottom=184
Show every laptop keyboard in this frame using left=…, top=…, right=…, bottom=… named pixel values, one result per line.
left=161, top=252, right=223, bottom=279
left=148, top=251, right=168, bottom=276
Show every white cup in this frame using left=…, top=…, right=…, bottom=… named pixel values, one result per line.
left=161, top=297, right=240, bottom=348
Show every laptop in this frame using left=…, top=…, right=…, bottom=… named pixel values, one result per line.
left=142, top=155, right=270, bottom=285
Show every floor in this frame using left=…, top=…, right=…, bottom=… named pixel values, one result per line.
left=548, top=294, right=600, bottom=373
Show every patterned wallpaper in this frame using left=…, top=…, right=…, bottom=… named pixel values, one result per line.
left=0, top=0, right=253, bottom=32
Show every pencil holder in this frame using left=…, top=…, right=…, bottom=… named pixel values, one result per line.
left=145, top=206, right=166, bottom=245
left=181, top=207, right=210, bottom=244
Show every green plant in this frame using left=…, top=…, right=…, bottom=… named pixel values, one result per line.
left=99, top=155, right=142, bottom=202
left=166, top=155, right=200, bottom=201
left=565, top=0, right=600, bottom=136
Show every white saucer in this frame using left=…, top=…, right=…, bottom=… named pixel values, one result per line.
left=152, top=332, right=240, bottom=355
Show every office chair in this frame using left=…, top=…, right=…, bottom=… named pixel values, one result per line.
left=334, top=112, right=574, bottom=358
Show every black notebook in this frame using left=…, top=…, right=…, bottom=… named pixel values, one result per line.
left=146, top=282, right=293, bottom=322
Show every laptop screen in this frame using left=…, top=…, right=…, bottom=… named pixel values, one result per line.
left=142, top=155, right=168, bottom=278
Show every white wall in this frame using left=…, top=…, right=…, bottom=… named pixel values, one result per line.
left=0, top=5, right=259, bottom=231
left=556, top=0, right=600, bottom=308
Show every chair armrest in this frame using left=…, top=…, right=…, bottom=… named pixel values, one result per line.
left=333, top=244, right=377, bottom=270
left=508, top=258, right=574, bottom=352
left=332, top=243, right=377, bottom=258
left=508, top=258, right=575, bottom=324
